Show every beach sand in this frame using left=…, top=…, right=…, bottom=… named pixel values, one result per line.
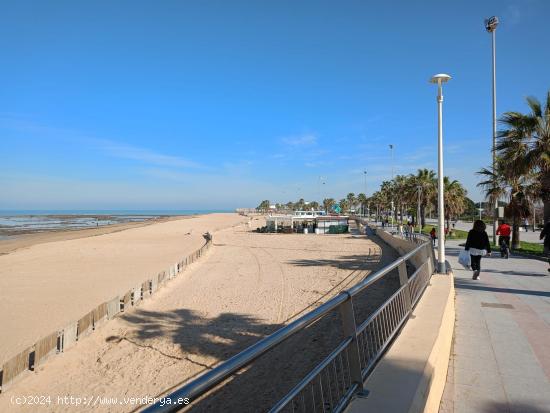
left=0, top=213, right=247, bottom=363
left=0, top=218, right=399, bottom=412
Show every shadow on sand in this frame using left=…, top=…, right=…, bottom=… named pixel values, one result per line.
left=116, top=232, right=402, bottom=412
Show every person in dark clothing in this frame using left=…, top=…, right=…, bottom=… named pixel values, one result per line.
left=540, top=221, right=550, bottom=273
left=465, top=220, right=491, bottom=280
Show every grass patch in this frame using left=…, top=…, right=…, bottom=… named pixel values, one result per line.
left=490, top=241, right=544, bottom=256
left=418, top=225, right=468, bottom=240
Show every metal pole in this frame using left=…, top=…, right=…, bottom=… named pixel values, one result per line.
left=364, top=170, right=367, bottom=217
left=437, top=82, right=446, bottom=273
left=417, top=186, right=422, bottom=233
left=491, top=28, right=498, bottom=244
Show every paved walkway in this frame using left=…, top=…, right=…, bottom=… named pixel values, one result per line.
left=439, top=240, right=550, bottom=413
left=428, top=219, right=544, bottom=244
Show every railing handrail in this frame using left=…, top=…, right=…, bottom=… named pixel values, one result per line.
left=141, top=238, right=428, bottom=413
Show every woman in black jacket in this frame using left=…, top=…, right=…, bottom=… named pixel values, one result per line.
left=465, top=220, right=491, bottom=280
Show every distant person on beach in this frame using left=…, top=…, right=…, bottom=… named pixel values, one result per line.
left=465, top=220, right=491, bottom=280
left=540, top=221, right=550, bottom=273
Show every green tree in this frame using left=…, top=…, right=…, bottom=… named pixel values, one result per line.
left=346, top=193, right=356, bottom=213
left=339, top=198, right=350, bottom=213
left=413, top=169, right=437, bottom=227
left=497, top=91, right=550, bottom=222
left=323, top=198, right=336, bottom=213
left=256, top=200, right=270, bottom=212
left=444, top=177, right=467, bottom=229
left=357, top=193, right=368, bottom=215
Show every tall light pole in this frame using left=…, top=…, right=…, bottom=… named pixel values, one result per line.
left=430, top=73, right=451, bottom=274
left=485, top=16, right=499, bottom=244
left=363, top=170, right=367, bottom=217
left=389, top=145, right=394, bottom=180
left=417, top=185, right=422, bottom=232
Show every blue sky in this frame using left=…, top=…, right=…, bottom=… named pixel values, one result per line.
left=1, top=0, right=549, bottom=210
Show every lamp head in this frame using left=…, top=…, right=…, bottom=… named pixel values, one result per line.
left=485, top=16, right=499, bottom=32
left=430, top=74, right=452, bottom=84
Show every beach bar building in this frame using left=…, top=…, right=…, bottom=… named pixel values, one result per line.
left=265, top=212, right=348, bottom=234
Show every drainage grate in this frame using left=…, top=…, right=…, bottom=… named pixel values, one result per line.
left=481, top=302, right=514, bottom=309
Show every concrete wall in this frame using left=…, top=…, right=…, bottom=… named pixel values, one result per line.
left=346, top=270, right=455, bottom=413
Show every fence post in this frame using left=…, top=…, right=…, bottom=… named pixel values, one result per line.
left=398, top=259, right=413, bottom=312
left=338, top=293, right=364, bottom=393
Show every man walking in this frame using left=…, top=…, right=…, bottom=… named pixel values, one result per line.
left=540, top=221, right=550, bottom=273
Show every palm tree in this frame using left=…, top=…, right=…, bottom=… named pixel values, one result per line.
left=477, top=163, right=531, bottom=249
left=497, top=91, right=550, bottom=223
left=323, top=198, right=336, bottom=213
left=339, top=198, right=350, bottom=213
left=357, top=193, right=368, bottom=216
left=413, top=168, right=437, bottom=227
left=256, top=200, right=270, bottom=212
left=443, top=177, right=467, bottom=229
left=346, top=193, right=356, bottom=213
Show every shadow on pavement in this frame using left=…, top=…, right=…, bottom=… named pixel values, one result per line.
left=455, top=281, right=550, bottom=298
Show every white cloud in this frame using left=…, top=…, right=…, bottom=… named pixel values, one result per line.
left=90, top=138, right=202, bottom=169
left=281, top=133, right=317, bottom=146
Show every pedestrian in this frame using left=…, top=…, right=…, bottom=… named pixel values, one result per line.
left=496, top=220, right=511, bottom=258
left=539, top=220, right=550, bottom=273
left=465, top=220, right=491, bottom=280
left=430, top=227, right=436, bottom=246
left=524, top=218, right=529, bottom=232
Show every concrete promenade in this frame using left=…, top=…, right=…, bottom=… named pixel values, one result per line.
left=439, top=240, right=550, bottom=413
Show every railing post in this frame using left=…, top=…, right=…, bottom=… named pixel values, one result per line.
left=338, top=293, right=364, bottom=393
left=398, top=260, right=413, bottom=312
left=424, top=243, right=433, bottom=275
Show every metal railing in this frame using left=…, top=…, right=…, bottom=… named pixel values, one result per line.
left=142, top=231, right=435, bottom=413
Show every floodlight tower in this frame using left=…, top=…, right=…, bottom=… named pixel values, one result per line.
left=485, top=16, right=499, bottom=244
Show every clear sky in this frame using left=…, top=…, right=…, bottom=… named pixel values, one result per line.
left=1, top=0, right=549, bottom=210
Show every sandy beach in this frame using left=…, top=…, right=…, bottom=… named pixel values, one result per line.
left=0, top=217, right=399, bottom=412
left=0, top=213, right=247, bottom=364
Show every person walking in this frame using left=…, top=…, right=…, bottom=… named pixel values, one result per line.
left=540, top=220, right=550, bottom=273
left=496, top=220, right=511, bottom=259
left=430, top=227, right=437, bottom=246
left=465, top=220, right=491, bottom=280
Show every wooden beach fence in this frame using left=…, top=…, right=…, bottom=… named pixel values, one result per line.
left=0, top=236, right=214, bottom=393
left=93, top=302, right=108, bottom=329
left=132, top=284, right=142, bottom=305
left=60, top=321, right=78, bottom=351
left=107, top=296, right=120, bottom=319
left=0, top=347, right=32, bottom=391
left=32, top=331, right=59, bottom=369
left=121, top=290, right=132, bottom=312
left=77, top=311, right=94, bottom=339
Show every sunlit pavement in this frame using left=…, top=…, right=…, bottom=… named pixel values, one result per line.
left=439, top=240, right=550, bottom=413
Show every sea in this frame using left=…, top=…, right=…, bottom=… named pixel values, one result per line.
left=0, top=210, right=233, bottom=237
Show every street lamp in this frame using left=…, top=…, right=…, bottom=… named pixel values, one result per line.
left=363, top=170, right=367, bottom=217
left=417, top=185, right=422, bottom=233
left=430, top=73, right=451, bottom=274
left=485, top=16, right=499, bottom=245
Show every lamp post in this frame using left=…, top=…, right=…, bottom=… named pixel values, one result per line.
left=430, top=73, right=451, bottom=274
left=485, top=16, right=499, bottom=244
left=363, top=170, right=367, bottom=217
left=417, top=185, right=422, bottom=233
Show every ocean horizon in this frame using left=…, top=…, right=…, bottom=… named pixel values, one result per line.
left=0, top=209, right=234, bottom=216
